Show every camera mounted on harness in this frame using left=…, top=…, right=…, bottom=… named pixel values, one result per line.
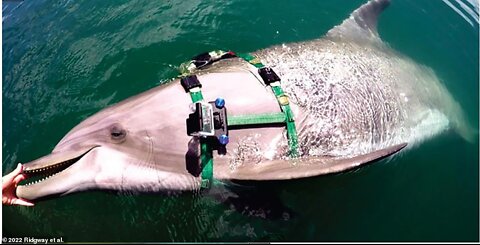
left=186, top=100, right=229, bottom=155
left=181, top=75, right=229, bottom=155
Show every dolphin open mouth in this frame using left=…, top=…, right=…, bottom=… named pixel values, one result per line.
left=17, top=146, right=98, bottom=200
left=21, top=153, right=88, bottom=186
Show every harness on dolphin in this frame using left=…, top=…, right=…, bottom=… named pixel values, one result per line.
left=178, top=50, right=299, bottom=188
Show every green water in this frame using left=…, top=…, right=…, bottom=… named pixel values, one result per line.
left=2, top=0, right=479, bottom=242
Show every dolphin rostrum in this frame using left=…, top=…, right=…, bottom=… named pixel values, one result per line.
left=16, top=0, right=471, bottom=201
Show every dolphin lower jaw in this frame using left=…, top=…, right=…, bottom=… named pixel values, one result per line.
left=16, top=146, right=99, bottom=200
left=18, top=143, right=202, bottom=200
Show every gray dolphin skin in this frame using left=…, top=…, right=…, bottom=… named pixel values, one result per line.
left=16, top=0, right=472, bottom=201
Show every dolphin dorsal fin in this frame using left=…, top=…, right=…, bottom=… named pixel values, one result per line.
left=326, top=0, right=390, bottom=43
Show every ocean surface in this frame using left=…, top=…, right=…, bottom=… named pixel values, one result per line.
left=2, top=0, right=479, bottom=242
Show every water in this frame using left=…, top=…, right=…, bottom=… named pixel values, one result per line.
left=2, top=0, right=478, bottom=242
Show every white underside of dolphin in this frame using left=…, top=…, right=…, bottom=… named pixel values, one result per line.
left=16, top=0, right=472, bottom=201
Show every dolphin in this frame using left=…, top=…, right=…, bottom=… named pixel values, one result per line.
left=16, top=0, right=472, bottom=201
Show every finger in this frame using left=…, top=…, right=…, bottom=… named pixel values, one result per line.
left=3, top=163, right=23, bottom=183
left=2, top=171, right=16, bottom=184
left=2, top=196, right=9, bottom=205
left=13, top=174, right=27, bottom=185
left=12, top=163, right=23, bottom=175
left=12, top=198, right=34, bottom=207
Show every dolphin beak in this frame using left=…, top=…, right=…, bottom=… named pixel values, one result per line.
left=16, top=146, right=98, bottom=200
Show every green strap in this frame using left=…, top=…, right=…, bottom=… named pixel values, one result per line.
left=228, top=112, right=286, bottom=126
left=236, top=53, right=264, bottom=68
left=189, top=90, right=203, bottom=102
left=187, top=87, right=213, bottom=188
left=237, top=53, right=299, bottom=157
left=270, top=84, right=299, bottom=157
left=200, top=141, right=213, bottom=188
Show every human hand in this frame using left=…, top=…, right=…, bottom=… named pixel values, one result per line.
left=2, top=163, right=34, bottom=206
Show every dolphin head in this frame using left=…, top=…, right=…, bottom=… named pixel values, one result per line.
left=17, top=83, right=199, bottom=201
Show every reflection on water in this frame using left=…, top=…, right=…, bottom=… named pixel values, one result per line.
left=441, top=0, right=478, bottom=27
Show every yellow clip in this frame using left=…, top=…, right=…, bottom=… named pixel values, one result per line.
left=249, top=57, right=262, bottom=65
left=278, top=95, right=289, bottom=106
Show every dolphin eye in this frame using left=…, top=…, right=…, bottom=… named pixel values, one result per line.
left=110, top=124, right=127, bottom=142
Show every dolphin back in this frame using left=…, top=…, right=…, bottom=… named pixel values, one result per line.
left=253, top=0, right=473, bottom=158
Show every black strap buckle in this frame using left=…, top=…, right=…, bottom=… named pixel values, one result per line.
left=180, top=75, right=202, bottom=92
left=192, top=52, right=212, bottom=68
left=192, top=51, right=237, bottom=69
left=258, top=67, right=281, bottom=85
